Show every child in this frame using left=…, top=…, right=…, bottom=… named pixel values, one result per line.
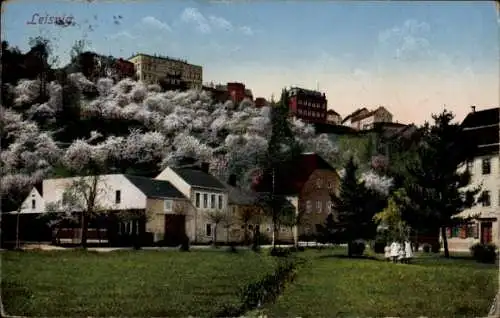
left=384, top=244, right=391, bottom=261
left=389, top=241, right=400, bottom=263
left=404, top=240, right=413, bottom=264
left=398, top=242, right=405, bottom=263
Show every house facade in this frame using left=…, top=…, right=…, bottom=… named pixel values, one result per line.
left=155, top=164, right=230, bottom=243
left=6, top=174, right=190, bottom=246
left=252, top=153, right=341, bottom=243
left=326, top=109, right=342, bottom=125
left=445, top=107, right=500, bottom=251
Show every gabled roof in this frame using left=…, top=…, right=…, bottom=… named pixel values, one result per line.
left=253, top=153, right=337, bottom=195
left=327, top=109, right=340, bottom=116
left=460, top=107, right=499, bottom=157
left=124, top=175, right=185, bottom=199
left=342, top=108, right=369, bottom=123
left=461, top=107, right=499, bottom=128
left=171, top=168, right=226, bottom=190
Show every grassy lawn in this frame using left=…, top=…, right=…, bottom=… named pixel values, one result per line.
left=263, top=248, right=498, bottom=318
left=1, top=249, right=278, bottom=317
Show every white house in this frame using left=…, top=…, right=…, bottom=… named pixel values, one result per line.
left=10, top=174, right=190, bottom=245
left=445, top=107, right=500, bottom=251
left=155, top=164, right=230, bottom=243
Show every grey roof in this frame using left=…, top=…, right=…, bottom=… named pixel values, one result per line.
left=171, top=168, right=226, bottom=190
left=220, top=182, right=259, bottom=205
left=124, top=175, right=185, bottom=199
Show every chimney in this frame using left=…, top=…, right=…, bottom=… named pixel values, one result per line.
left=200, top=162, right=209, bottom=173
left=228, top=174, right=237, bottom=187
left=471, top=106, right=476, bottom=113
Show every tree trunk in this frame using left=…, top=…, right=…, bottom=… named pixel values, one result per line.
left=441, top=227, right=449, bottom=258
left=243, top=224, right=249, bottom=245
left=347, top=240, right=353, bottom=257
left=15, top=210, right=21, bottom=249
left=213, top=224, right=218, bottom=247
left=81, top=212, right=89, bottom=249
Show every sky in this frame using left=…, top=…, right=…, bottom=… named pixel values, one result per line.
left=2, top=0, right=499, bottom=125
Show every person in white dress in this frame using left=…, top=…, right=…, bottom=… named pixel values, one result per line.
left=397, top=241, right=405, bottom=262
left=384, top=244, right=391, bottom=261
left=389, top=241, right=400, bottom=263
left=404, top=240, right=413, bottom=263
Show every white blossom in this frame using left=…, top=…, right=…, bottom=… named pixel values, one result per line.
left=360, top=170, right=393, bottom=196
left=14, top=79, right=40, bottom=105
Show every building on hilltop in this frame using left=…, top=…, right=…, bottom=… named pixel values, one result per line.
left=288, top=87, right=328, bottom=124
left=63, top=52, right=136, bottom=82
left=254, top=97, right=268, bottom=108
left=342, top=106, right=393, bottom=130
left=128, top=53, right=202, bottom=89
left=202, top=82, right=254, bottom=104
left=444, top=106, right=500, bottom=251
left=326, top=109, right=342, bottom=125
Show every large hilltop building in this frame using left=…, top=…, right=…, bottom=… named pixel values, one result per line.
left=288, top=87, right=328, bottom=124
left=128, top=53, right=203, bottom=89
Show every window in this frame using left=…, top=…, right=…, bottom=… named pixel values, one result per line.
left=195, top=193, right=200, bottom=208
left=451, top=226, right=460, bottom=238
left=218, top=195, right=223, bottom=209
left=482, top=191, right=491, bottom=207
left=306, top=201, right=312, bottom=213
left=316, top=201, right=322, bottom=213
left=115, top=190, right=121, bottom=204
left=328, top=181, right=333, bottom=189
left=164, top=200, right=172, bottom=212
left=482, top=158, right=491, bottom=175
left=211, top=194, right=216, bottom=209
left=32, top=199, right=36, bottom=209
left=232, top=206, right=237, bottom=215
left=326, top=201, right=332, bottom=213
left=203, top=194, right=208, bottom=208
left=206, top=224, right=212, bottom=237
left=466, top=160, right=473, bottom=172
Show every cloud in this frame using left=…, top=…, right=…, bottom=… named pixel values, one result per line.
left=141, top=16, right=172, bottom=32
left=375, top=19, right=435, bottom=64
left=239, top=26, right=254, bottom=36
left=208, top=15, right=232, bottom=31
left=180, top=7, right=253, bottom=35
left=180, top=7, right=211, bottom=33
left=108, top=31, right=136, bottom=40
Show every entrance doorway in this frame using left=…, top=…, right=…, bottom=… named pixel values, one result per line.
left=480, top=222, right=493, bottom=244
left=164, top=214, right=186, bottom=246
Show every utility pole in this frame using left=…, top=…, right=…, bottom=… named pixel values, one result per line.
left=271, top=167, right=276, bottom=247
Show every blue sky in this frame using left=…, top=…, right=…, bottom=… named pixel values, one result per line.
left=2, top=0, right=499, bottom=124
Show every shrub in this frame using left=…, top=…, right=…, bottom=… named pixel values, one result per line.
left=179, top=234, right=190, bottom=252
left=372, top=238, right=386, bottom=254
left=350, top=240, right=366, bottom=256
left=422, top=243, right=431, bottom=253
left=269, top=247, right=291, bottom=257
left=431, top=242, right=440, bottom=253
left=470, top=243, right=497, bottom=264
left=240, top=258, right=299, bottom=310
left=226, top=243, right=238, bottom=253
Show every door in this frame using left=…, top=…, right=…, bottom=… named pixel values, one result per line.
left=481, top=222, right=493, bottom=244
left=164, top=214, right=186, bottom=246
